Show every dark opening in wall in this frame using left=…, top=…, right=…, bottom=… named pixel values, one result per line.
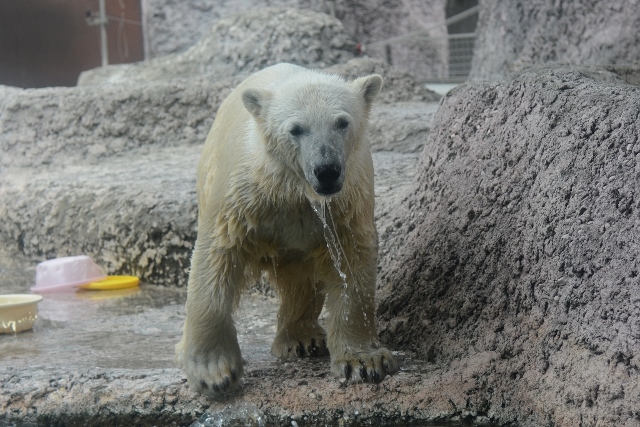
left=445, top=0, right=478, bottom=80
left=0, top=0, right=144, bottom=88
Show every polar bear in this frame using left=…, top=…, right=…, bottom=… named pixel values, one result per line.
left=175, top=63, right=398, bottom=395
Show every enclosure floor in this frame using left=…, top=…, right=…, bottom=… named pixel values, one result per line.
left=0, top=256, right=495, bottom=427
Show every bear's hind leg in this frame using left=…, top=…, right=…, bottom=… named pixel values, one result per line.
left=270, top=267, right=328, bottom=359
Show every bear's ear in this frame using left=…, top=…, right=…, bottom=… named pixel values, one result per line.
left=242, top=88, right=272, bottom=120
left=351, top=74, right=383, bottom=106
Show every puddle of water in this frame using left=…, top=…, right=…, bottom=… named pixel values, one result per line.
left=0, top=284, right=188, bottom=370
left=0, top=275, right=283, bottom=372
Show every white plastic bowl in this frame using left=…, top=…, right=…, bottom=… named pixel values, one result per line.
left=30, top=255, right=106, bottom=293
left=0, top=294, right=43, bottom=333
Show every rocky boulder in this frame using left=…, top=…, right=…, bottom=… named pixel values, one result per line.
left=470, top=0, right=640, bottom=80
left=0, top=79, right=241, bottom=168
left=141, top=0, right=448, bottom=81
left=376, top=66, right=640, bottom=426
left=78, top=8, right=356, bottom=86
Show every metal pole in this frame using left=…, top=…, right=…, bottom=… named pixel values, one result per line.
left=99, top=0, right=109, bottom=68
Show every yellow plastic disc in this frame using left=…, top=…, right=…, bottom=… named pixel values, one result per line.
left=79, top=275, right=140, bottom=291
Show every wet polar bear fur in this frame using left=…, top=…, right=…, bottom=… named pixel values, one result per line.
left=175, top=63, right=398, bottom=395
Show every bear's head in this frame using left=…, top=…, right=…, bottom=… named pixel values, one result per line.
left=242, top=71, right=382, bottom=198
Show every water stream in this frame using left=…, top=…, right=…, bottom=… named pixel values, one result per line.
left=309, top=199, right=350, bottom=288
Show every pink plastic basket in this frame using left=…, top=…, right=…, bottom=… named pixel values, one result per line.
left=31, top=256, right=107, bottom=293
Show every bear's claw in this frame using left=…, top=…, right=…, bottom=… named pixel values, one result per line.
left=271, top=329, right=329, bottom=360
left=189, top=366, right=240, bottom=395
left=332, top=348, right=398, bottom=383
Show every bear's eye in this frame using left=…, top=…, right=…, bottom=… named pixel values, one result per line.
left=336, top=117, right=349, bottom=130
left=289, top=124, right=304, bottom=137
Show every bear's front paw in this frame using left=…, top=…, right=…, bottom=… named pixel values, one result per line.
left=331, top=347, right=398, bottom=383
left=181, top=344, right=244, bottom=395
left=271, top=326, right=329, bottom=360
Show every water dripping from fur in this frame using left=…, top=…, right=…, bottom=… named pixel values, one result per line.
left=309, top=199, right=349, bottom=289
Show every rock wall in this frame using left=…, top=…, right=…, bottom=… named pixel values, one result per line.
left=1, top=10, right=440, bottom=289
left=470, top=0, right=640, bottom=80
left=6, top=57, right=438, bottom=170
left=0, top=80, right=231, bottom=286
left=140, top=0, right=448, bottom=81
left=0, top=58, right=437, bottom=287
left=376, top=66, right=640, bottom=426
left=141, top=0, right=316, bottom=58
left=0, top=79, right=240, bottom=168
left=333, top=0, right=449, bottom=81
left=79, top=8, right=355, bottom=86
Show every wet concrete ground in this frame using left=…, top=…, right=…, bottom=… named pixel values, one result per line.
left=1, top=252, right=285, bottom=373
left=0, top=254, right=497, bottom=427
left=2, top=285, right=282, bottom=372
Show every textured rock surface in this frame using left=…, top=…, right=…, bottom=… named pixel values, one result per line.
left=0, top=148, right=419, bottom=287
left=368, top=103, right=439, bottom=153
left=0, top=79, right=240, bottom=168
left=5, top=58, right=437, bottom=169
left=141, top=0, right=448, bottom=81
left=332, top=0, right=448, bottom=81
left=0, top=80, right=229, bottom=287
left=142, top=0, right=329, bottom=58
left=1, top=58, right=434, bottom=286
left=0, top=286, right=498, bottom=427
left=0, top=146, right=200, bottom=287
left=325, top=58, right=441, bottom=104
left=470, top=0, right=640, bottom=80
left=79, top=8, right=355, bottom=86
left=377, top=67, right=640, bottom=426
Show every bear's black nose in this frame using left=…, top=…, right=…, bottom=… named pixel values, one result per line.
left=314, top=163, right=342, bottom=186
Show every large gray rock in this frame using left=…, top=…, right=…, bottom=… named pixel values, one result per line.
left=0, top=146, right=200, bottom=287
left=0, top=79, right=240, bottom=168
left=142, top=0, right=322, bottom=58
left=79, top=8, right=356, bottom=86
left=1, top=58, right=435, bottom=287
left=141, top=0, right=448, bottom=81
left=376, top=66, right=640, bottom=426
left=470, top=0, right=640, bottom=80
